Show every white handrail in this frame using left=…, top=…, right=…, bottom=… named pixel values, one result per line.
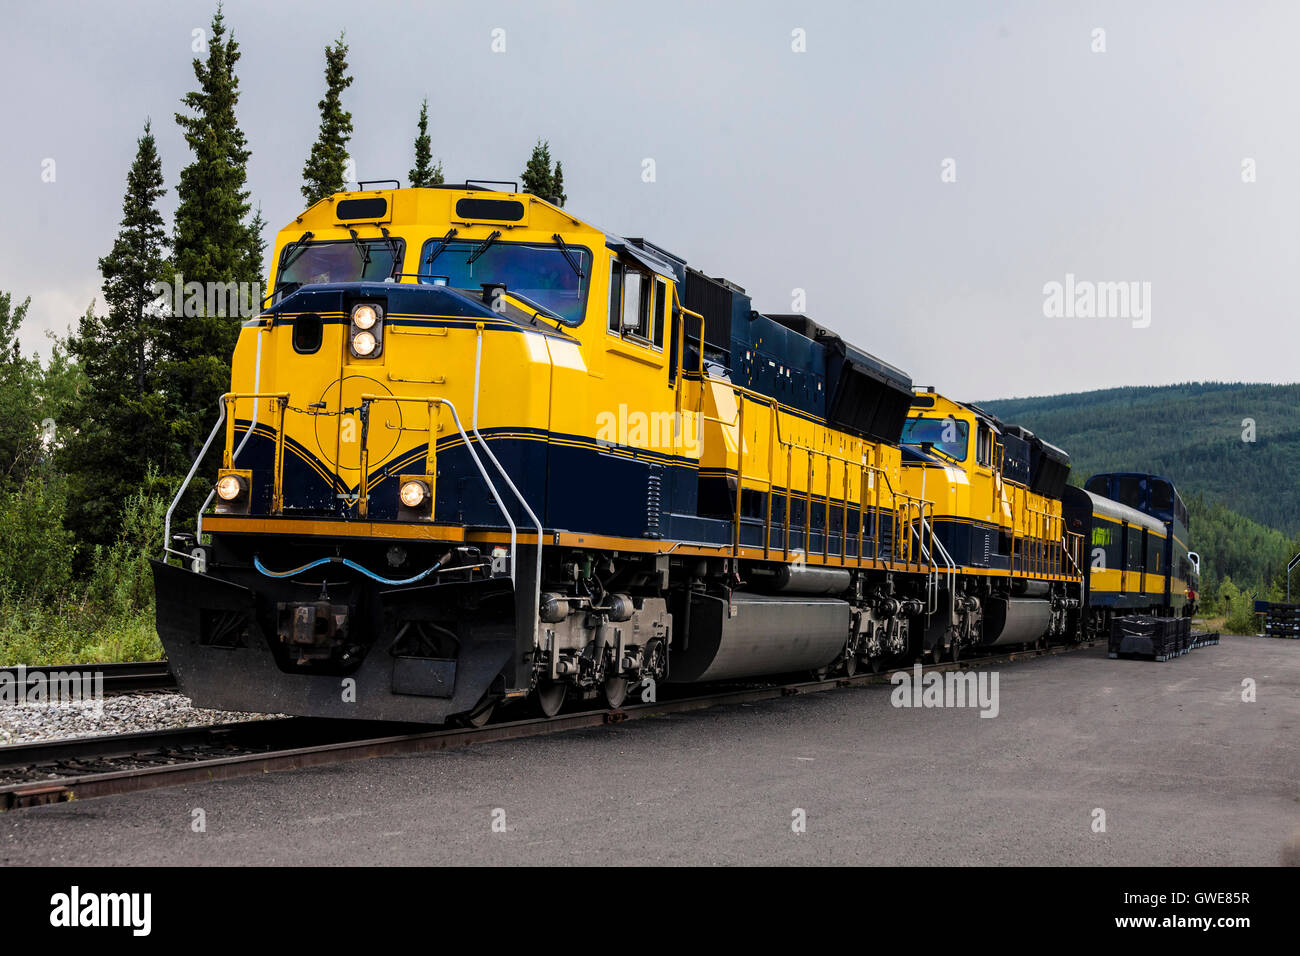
left=472, top=326, right=544, bottom=642
left=196, top=323, right=268, bottom=540
left=162, top=398, right=227, bottom=562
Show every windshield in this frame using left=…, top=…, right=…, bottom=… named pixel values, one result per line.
left=900, top=416, right=968, bottom=461
left=275, top=239, right=403, bottom=298
left=418, top=239, right=590, bottom=325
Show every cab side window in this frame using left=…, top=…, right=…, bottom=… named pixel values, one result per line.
left=607, top=257, right=661, bottom=347
left=653, top=278, right=666, bottom=348
left=976, top=424, right=992, bottom=467
left=607, top=259, right=624, bottom=333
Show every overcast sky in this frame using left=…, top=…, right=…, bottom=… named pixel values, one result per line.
left=1, top=0, right=1295, bottom=399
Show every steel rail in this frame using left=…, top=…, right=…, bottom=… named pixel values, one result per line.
left=0, top=661, right=175, bottom=696
left=0, top=639, right=1121, bottom=811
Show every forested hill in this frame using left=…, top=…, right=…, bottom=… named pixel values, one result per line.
left=981, top=383, right=1300, bottom=536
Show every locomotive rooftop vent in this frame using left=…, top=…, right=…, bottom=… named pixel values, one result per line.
left=336, top=197, right=388, bottom=221
left=456, top=198, right=525, bottom=221
left=454, top=196, right=528, bottom=226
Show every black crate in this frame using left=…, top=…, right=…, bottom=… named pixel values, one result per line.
left=1262, top=603, right=1300, bottom=639
left=1191, top=630, right=1220, bottom=649
left=1109, top=615, right=1179, bottom=661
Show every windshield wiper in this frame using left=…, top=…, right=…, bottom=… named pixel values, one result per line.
left=379, top=227, right=402, bottom=280
left=915, top=441, right=959, bottom=464
left=552, top=233, right=585, bottom=279
left=466, top=230, right=502, bottom=266
left=423, top=228, right=459, bottom=269
left=346, top=228, right=372, bottom=272
left=508, top=291, right=562, bottom=323
left=269, top=231, right=314, bottom=300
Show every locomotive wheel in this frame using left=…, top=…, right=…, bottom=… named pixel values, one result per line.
left=535, top=681, right=567, bottom=718
left=841, top=652, right=858, bottom=678
left=868, top=655, right=884, bottom=674
left=949, top=640, right=962, bottom=663
left=603, top=676, right=628, bottom=709
left=459, top=695, right=496, bottom=728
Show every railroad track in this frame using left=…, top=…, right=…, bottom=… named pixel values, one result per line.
left=0, top=660, right=175, bottom=696
left=0, top=639, right=1113, bottom=810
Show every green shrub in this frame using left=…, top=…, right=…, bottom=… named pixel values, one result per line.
left=0, top=472, right=75, bottom=604
left=0, top=477, right=166, bottom=665
left=86, top=482, right=167, bottom=617
left=1216, top=576, right=1260, bottom=634
left=0, top=597, right=160, bottom=666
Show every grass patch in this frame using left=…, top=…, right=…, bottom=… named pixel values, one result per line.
left=0, top=479, right=165, bottom=666
left=0, top=597, right=161, bottom=666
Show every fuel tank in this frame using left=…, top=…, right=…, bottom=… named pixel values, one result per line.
left=982, top=596, right=1051, bottom=646
left=669, top=591, right=850, bottom=682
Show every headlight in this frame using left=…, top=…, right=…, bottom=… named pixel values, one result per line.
left=352, top=303, right=379, bottom=329
left=352, top=330, right=377, bottom=355
left=216, top=475, right=244, bottom=500
left=399, top=480, right=427, bottom=508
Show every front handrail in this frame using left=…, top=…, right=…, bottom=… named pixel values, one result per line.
left=472, top=323, right=543, bottom=644
left=222, top=392, right=290, bottom=512
left=162, top=390, right=290, bottom=562
left=162, top=398, right=227, bottom=561
left=359, top=393, right=518, bottom=587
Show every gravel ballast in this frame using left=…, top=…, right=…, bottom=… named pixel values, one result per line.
left=0, top=693, right=281, bottom=746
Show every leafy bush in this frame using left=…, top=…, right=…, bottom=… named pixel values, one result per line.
left=0, top=477, right=166, bottom=665
left=86, top=481, right=167, bottom=617
left=1215, top=576, right=1260, bottom=635
left=0, top=472, right=76, bottom=605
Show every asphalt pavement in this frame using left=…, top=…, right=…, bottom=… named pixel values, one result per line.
left=2, top=636, right=1296, bottom=865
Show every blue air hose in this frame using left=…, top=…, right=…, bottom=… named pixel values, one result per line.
left=252, top=554, right=445, bottom=586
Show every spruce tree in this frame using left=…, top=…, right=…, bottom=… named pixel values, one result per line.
left=521, top=140, right=566, bottom=205
left=64, top=121, right=174, bottom=545
left=166, top=4, right=262, bottom=464
left=301, top=34, right=354, bottom=204
left=521, top=140, right=554, bottom=199
left=551, top=160, right=566, bottom=207
left=408, top=98, right=444, bottom=187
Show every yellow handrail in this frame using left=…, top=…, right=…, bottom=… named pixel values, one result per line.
left=699, top=371, right=931, bottom=571
left=221, top=392, right=290, bottom=513
left=354, top=395, right=444, bottom=518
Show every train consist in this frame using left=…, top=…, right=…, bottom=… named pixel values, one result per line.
left=152, top=184, right=1198, bottom=724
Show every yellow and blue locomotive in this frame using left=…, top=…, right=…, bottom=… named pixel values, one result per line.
left=896, top=394, right=1083, bottom=661
left=152, top=184, right=1167, bottom=725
